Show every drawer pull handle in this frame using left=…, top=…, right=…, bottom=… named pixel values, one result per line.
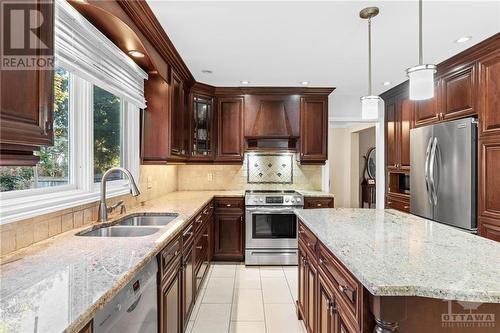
left=196, top=246, right=203, bottom=250
left=339, top=285, right=352, bottom=294
left=317, top=203, right=321, bottom=207
left=328, top=301, right=337, bottom=316
left=404, top=205, right=409, bottom=209
left=319, top=258, right=327, bottom=265
left=226, top=204, right=231, bottom=207
left=202, top=234, right=208, bottom=237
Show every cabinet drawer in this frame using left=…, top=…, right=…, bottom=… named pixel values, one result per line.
left=182, top=222, right=195, bottom=247
left=298, top=222, right=317, bottom=256
left=304, top=197, right=334, bottom=209
left=214, top=197, right=244, bottom=212
left=317, top=243, right=360, bottom=327
left=159, top=237, right=181, bottom=280
left=386, top=196, right=410, bottom=213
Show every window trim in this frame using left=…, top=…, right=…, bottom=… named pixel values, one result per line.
left=0, top=71, right=141, bottom=225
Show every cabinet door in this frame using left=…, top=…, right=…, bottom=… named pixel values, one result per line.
left=216, top=97, right=244, bottom=162
left=478, top=136, right=500, bottom=239
left=300, top=97, right=328, bottom=163
left=305, top=259, right=317, bottom=333
left=190, top=94, right=214, bottom=161
left=161, top=264, right=182, bottom=333
left=385, top=97, right=398, bottom=170
left=0, top=0, right=54, bottom=166
left=213, top=213, right=244, bottom=260
left=317, top=274, right=335, bottom=333
left=298, top=245, right=307, bottom=319
left=182, top=245, right=195, bottom=326
left=441, top=64, right=476, bottom=120
left=399, top=97, right=413, bottom=169
left=170, top=71, right=186, bottom=158
left=478, top=51, right=500, bottom=137
left=414, top=86, right=439, bottom=127
left=335, top=311, right=357, bottom=333
left=142, top=74, right=170, bottom=163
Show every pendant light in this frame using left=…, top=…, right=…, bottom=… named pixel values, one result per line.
left=360, top=7, right=382, bottom=120
left=407, top=0, right=436, bottom=100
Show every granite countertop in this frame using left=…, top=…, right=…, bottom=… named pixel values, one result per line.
left=0, top=191, right=243, bottom=333
left=294, top=208, right=500, bottom=303
left=295, top=190, right=334, bottom=198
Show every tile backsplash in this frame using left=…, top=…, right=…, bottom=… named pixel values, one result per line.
left=178, top=153, right=322, bottom=191
left=247, top=153, right=293, bottom=184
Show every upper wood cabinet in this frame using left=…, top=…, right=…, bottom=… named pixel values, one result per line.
left=169, top=70, right=188, bottom=160
left=441, top=64, right=476, bottom=120
left=382, top=83, right=413, bottom=171
left=413, top=85, right=439, bottom=127
left=478, top=50, right=500, bottom=137
left=216, top=97, right=244, bottom=162
left=0, top=0, right=54, bottom=166
left=299, top=97, right=328, bottom=163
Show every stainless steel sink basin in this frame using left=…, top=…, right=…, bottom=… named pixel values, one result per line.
left=117, top=213, right=179, bottom=226
left=78, top=226, right=160, bottom=237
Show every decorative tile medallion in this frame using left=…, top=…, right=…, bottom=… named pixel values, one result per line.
left=247, top=153, right=293, bottom=184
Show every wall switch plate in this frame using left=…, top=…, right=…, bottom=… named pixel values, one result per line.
left=207, top=172, right=213, bottom=182
left=147, top=176, right=153, bottom=189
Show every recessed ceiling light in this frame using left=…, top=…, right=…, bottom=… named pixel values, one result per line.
left=241, top=80, right=250, bottom=85
left=383, top=81, right=391, bottom=86
left=127, top=50, right=145, bottom=58
left=201, top=69, right=213, bottom=74
left=455, top=36, right=472, bottom=43
left=301, top=81, right=309, bottom=85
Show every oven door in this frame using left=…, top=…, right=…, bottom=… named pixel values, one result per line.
left=245, top=206, right=298, bottom=249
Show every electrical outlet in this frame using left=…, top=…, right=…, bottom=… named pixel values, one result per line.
left=147, top=176, right=153, bottom=189
left=207, top=172, right=213, bottom=182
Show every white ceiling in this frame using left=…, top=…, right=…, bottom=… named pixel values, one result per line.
left=147, top=1, right=500, bottom=118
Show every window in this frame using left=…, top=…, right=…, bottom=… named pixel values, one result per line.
left=93, top=85, right=123, bottom=182
left=0, top=67, right=70, bottom=192
left=0, top=0, right=145, bottom=224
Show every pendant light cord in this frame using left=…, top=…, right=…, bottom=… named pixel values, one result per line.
left=419, top=0, right=423, bottom=65
left=368, top=16, right=372, bottom=96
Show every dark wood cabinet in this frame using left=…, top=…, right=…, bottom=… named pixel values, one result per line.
left=213, top=214, right=244, bottom=261
left=298, top=221, right=372, bottom=333
left=386, top=194, right=410, bottom=213
left=478, top=50, right=500, bottom=137
left=304, top=197, right=334, bottom=209
left=215, top=97, right=244, bottom=162
left=413, top=85, right=439, bottom=127
left=441, top=64, right=476, bottom=120
left=170, top=70, right=188, bottom=159
left=78, top=321, right=93, bottom=333
left=299, top=97, right=328, bottom=163
left=190, top=92, right=214, bottom=161
left=382, top=82, right=413, bottom=171
left=182, top=240, right=195, bottom=325
left=213, top=197, right=244, bottom=261
left=160, top=256, right=182, bottom=333
left=0, top=0, right=54, bottom=166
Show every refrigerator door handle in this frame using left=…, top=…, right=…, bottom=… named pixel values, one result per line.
left=429, top=137, right=439, bottom=205
left=424, top=137, right=434, bottom=205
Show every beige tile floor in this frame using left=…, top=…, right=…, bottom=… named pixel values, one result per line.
left=187, top=263, right=307, bottom=333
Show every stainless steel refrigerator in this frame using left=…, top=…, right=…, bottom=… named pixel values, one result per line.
left=410, top=117, right=477, bottom=231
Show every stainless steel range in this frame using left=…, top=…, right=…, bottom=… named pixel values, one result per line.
left=245, top=190, right=303, bottom=265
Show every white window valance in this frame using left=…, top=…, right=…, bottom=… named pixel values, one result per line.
left=55, top=0, right=148, bottom=108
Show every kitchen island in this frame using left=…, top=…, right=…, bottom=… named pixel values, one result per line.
left=294, top=208, right=500, bottom=333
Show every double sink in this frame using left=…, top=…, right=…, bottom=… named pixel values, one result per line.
left=77, top=213, right=179, bottom=237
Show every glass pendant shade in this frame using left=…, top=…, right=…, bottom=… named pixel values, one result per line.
left=407, top=64, right=437, bottom=100
left=361, top=95, right=382, bottom=120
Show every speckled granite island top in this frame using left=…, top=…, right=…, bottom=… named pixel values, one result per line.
left=0, top=191, right=243, bottom=333
left=294, top=208, right=500, bottom=304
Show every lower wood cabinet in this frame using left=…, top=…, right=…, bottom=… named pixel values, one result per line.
left=385, top=194, right=410, bottom=213
left=304, top=197, right=334, bottom=209
left=160, top=257, right=182, bottom=333
left=158, top=201, right=215, bottom=333
left=213, top=197, right=244, bottom=261
left=298, top=221, right=372, bottom=333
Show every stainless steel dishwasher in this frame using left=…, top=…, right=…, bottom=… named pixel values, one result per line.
left=93, top=259, right=158, bottom=333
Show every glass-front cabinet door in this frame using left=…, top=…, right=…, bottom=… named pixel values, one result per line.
left=191, top=95, right=213, bottom=159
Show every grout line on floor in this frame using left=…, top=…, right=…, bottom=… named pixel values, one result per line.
left=259, top=265, right=268, bottom=333
left=228, top=263, right=237, bottom=333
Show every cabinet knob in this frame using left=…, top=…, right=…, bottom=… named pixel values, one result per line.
left=317, top=203, right=321, bottom=207
left=226, top=204, right=231, bottom=207
left=404, top=205, right=409, bottom=209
